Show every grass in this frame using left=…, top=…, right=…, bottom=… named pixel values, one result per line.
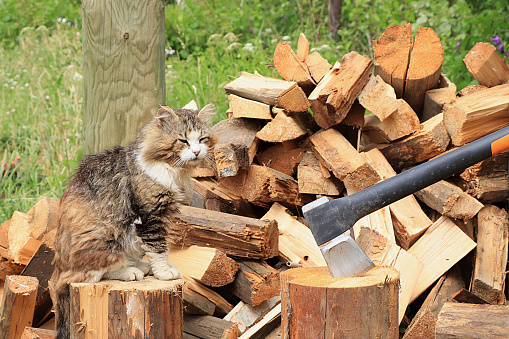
left=1, top=0, right=508, bottom=221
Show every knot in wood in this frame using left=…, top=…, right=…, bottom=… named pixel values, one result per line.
left=123, top=32, right=129, bottom=40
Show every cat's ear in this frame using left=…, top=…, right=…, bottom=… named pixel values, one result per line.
left=156, top=105, right=178, bottom=126
left=197, top=103, right=216, bottom=124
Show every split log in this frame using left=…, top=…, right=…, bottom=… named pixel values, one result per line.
left=262, top=203, right=326, bottom=267
left=224, top=297, right=280, bottom=333
left=184, top=314, right=239, bottom=339
left=281, top=266, right=400, bottom=339
left=414, top=180, right=484, bottom=220
left=471, top=205, right=508, bottom=304
left=352, top=206, right=395, bottom=243
left=168, top=205, right=279, bottom=260
left=435, top=302, right=509, bottom=338
left=359, top=75, right=400, bottom=121
left=463, top=42, right=509, bottom=87
left=0, top=221, right=24, bottom=281
left=255, top=111, right=309, bottom=143
left=228, top=94, right=273, bottom=120
left=452, top=288, right=490, bottom=304
left=403, top=26, right=444, bottom=115
left=403, top=267, right=465, bottom=339
left=229, top=260, right=280, bottom=307
left=362, top=99, right=421, bottom=144
left=8, top=196, right=59, bottom=265
left=422, top=85, right=456, bottom=122
left=296, top=33, right=309, bottom=61
left=373, top=23, right=413, bottom=98
left=310, top=128, right=380, bottom=191
left=366, top=113, right=450, bottom=171
left=361, top=148, right=432, bottom=249
left=297, top=151, right=344, bottom=195
left=183, top=285, right=216, bottom=315
left=310, top=52, right=373, bottom=128
left=70, top=277, right=184, bottom=339
left=408, top=216, right=476, bottom=302
left=0, top=275, right=38, bottom=339
left=273, top=41, right=315, bottom=89
left=190, top=177, right=256, bottom=217
left=21, top=229, right=56, bottom=328
left=457, top=84, right=488, bottom=97
left=167, top=245, right=239, bottom=287
left=183, top=275, right=233, bottom=317
left=304, top=51, right=332, bottom=83
left=459, top=150, right=509, bottom=203
left=242, top=164, right=313, bottom=207
left=238, top=302, right=281, bottom=339
left=212, top=117, right=260, bottom=178
left=443, top=82, right=509, bottom=146
left=223, top=72, right=310, bottom=113
left=356, top=228, right=423, bottom=324
left=256, top=143, right=305, bottom=177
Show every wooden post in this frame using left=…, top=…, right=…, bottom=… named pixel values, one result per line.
left=281, top=266, right=400, bottom=339
left=82, top=0, right=166, bottom=155
left=70, top=277, right=184, bottom=339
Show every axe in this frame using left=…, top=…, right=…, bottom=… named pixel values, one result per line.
left=303, top=125, right=509, bottom=277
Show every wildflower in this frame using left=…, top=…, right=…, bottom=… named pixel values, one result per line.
left=243, top=43, right=256, bottom=53
left=24, top=83, right=29, bottom=88
left=224, top=32, right=237, bottom=43
left=492, top=36, right=501, bottom=45
left=456, top=41, right=461, bottom=48
left=282, top=36, right=291, bottom=41
left=208, top=34, right=222, bottom=43
left=226, top=42, right=240, bottom=51
left=497, top=43, right=504, bottom=54
left=57, top=17, right=62, bottom=23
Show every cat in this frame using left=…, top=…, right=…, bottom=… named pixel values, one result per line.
left=49, top=104, right=218, bottom=339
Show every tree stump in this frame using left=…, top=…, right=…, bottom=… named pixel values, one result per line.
left=70, top=277, right=184, bottom=339
left=281, top=266, right=400, bottom=339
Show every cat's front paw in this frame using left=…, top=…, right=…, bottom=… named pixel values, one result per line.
left=103, top=266, right=145, bottom=281
left=153, top=263, right=182, bottom=281
left=134, top=261, right=152, bottom=276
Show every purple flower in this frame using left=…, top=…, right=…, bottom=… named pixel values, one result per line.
left=456, top=41, right=461, bottom=48
left=497, top=43, right=504, bottom=54
left=492, top=36, right=501, bottom=45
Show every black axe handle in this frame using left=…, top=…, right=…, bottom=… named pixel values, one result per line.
left=304, top=125, right=509, bottom=246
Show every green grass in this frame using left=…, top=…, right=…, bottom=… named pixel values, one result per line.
left=1, top=0, right=508, bottom=221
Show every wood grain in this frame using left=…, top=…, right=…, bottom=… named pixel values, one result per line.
left=82, top=0, right=166, bottom=154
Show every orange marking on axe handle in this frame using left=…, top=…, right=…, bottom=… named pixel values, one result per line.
left=491, top=134, right=509, bottom=155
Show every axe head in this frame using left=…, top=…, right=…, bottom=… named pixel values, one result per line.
left=302, top=197, right=374, bottom=278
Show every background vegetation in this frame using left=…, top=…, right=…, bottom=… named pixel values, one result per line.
left=0, top=0, right=508, bottom=221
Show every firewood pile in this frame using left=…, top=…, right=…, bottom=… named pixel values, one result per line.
left=1, top=24, right=508, bottom=338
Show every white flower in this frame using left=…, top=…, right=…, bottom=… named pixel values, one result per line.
left=282, top=36, right=291, bottom=41
left=224, top=32, right=237, bottom=43
left=243, top=43, right=256, bottom=53
left=226, top=42, right=240, bottom=51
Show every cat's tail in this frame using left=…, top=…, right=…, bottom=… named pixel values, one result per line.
left=56, top=289, right=71, bottom=339
left=49, top=279, right=71, bottom=339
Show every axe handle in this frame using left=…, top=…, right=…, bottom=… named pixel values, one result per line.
left=307, top=126, right=509, bottom=246
left=352, top=125, right=509, bottom=222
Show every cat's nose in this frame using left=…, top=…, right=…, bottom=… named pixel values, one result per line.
left=193, top=149, right=201, bottom=156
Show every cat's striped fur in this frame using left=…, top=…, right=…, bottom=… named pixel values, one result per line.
left=50, top=104, right=217, bottom=338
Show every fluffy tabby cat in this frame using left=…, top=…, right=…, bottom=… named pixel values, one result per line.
left=50, top=104, right=218, bottom=338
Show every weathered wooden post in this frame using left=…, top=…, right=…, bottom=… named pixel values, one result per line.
left=82, top=0, right=166, bottom=155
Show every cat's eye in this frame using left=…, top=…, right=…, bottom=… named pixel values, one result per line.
left=179, top=139, right=189, bottom=145
left=199, top=137, right=209, bottom=143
